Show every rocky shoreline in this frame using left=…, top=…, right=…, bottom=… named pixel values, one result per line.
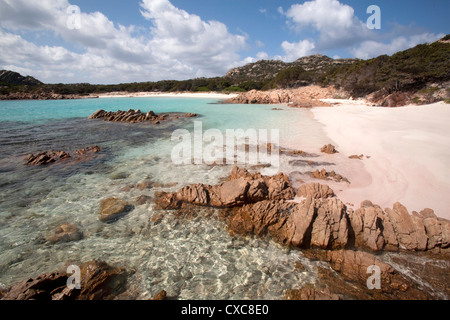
left=0, top=92, right=98, bottom=100
left=2, top=164, right=449, bottom=300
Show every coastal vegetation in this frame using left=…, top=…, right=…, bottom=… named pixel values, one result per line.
left=1, top=35, right=449, bottom=100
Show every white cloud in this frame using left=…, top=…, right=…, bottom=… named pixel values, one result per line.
left=283, top=0, right=444, bottom=60
left=351, top=33, right=445, bottom=59
left=0, top=0, right=247, bottom=83
left=285, top=0, right=369, bottom=50
left=281, top=40, right=316, bottom=62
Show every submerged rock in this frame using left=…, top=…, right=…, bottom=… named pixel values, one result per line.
left=285, top=287, right=340, bottom=300
left=25, top=146, right=101, bottom=166
left=1, top=261, right=127, bottom=300
left=25, top=150, right=70, bottom=165
left=46, top=223, right=83, bottom=244
left=99, top=198, right=134, bottom=222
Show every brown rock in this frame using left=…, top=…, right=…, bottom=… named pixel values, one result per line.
left=74, top=146, right=101, bottom=156
left=46, top=223, right=83, bottom=244
left=152, top=290, right=167, bottom=300
left=135, top=195, right=153, bottom=206
left=88, top=109, right=196, bottom=123
left=326, top=250, right=409, bottom=293
left=349, top=154, right=364, bottom=160
left=297, top=183, right=334, bottom=199
left=385, top=203, right=424, bottom=251
left=176, top=184, right=210, bottom=206
left=25, top=150, right=71, bottom=166
left=99, top=198, right=133, bottom=222
left=228, top=197, right=348, bottom=250
left=349, top=203, right=385, bottom=251
left=209, top=178, right=250, bottom=207
left=2, top=261, right=127, bottom=300
left=310, top=198, right=348, bottom=249
left=156, top=166, right=294, bottom=210
left=321, top=144, right=338, bottom=154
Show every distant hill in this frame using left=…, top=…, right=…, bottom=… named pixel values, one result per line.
left=224, top=54, right=359, bottom=88
left=0, top=70, right=43, bottom=86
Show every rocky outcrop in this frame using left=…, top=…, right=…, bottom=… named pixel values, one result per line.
left=1, top=261, right=127, bottom=300
left=99, top=198, right=134, bottom=223
left=25, top=150, right=70, bottom=165
left=25, top=146, right=101, bottom=166
left=349, top=201, right=450, bottom=252
left=155, top=166, right=295, bottom=210
left=228, top=197, right=349, bottom=250
left=45, top=223, right=83, bottom=244
left=154, top=167, right=450, bottom=254
left=297, top=183, right=334, bottom=199
left=222, top=88, right=333, bottom=108
left=88, top=109, right=197, bottom=124
left=325, top=250, right=410, bottom=293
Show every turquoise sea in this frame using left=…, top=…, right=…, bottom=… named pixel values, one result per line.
left=0, top=97, right=333, bottom=299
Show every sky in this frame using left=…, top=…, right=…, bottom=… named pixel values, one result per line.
left=0, top=0, right=448, bottom=84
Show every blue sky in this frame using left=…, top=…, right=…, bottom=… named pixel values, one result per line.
left=0, top=0, right=448, bottom=84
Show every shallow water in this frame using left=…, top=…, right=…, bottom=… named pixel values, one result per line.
left=0, top=97, right=339, bottom=298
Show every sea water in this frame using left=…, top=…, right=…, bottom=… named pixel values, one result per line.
left=0, top=97, right=333, bottom=299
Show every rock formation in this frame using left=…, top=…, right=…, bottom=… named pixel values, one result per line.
left=222, top=88, right=333, bottom=108
left=99, top=198, right=134, bottom=223
left=310, top=169, right=349, bottom=183
left=25, top=146, right=101, bottom=166
left=1, top=261, right=127, bottom=300
left=25, top=150, right=71, bottom=166
left=155, top=167, right=450, bottom=254
left=88, top=109, right=197, bottom=124
left=155, top=166, right=295, bottom=210
left=297, top=183, right=335, bottom=199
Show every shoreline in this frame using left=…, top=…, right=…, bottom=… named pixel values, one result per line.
left=92, top=91, right=239, bottom=100
left=311, top=100, right=450, bottom=220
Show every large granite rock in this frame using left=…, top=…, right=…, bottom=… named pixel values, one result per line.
left=297, top=183, right=334, bottom=199
left=228, top=197, right=349, bottom=250
left=155, top=166, right=295, bottom=210
left=1, top=261, right=127, bottom=300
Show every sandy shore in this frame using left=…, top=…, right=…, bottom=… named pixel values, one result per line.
left=93, top=91, right=238, bottom=100
left=312, top=100, right=450, bottom=220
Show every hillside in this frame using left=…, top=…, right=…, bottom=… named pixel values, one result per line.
left=224, top=54, right=359, bottom=89
left=0, top=35, right=449, bottom=102
left=0, top=70, right=42, bottom=87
